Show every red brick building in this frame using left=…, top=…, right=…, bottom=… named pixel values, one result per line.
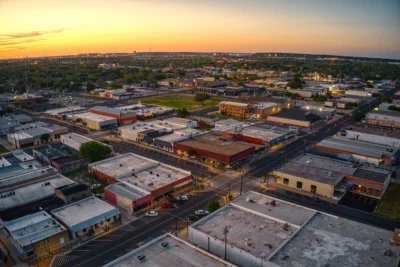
left=88, top=106, right=136, bottom=126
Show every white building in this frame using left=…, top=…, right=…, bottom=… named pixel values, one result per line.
left=51, top=196, right=120, bottom=238
left=71, top=112, right=117, bottom=130
left=337, top=125, right=400, bottom=148
left=189, top=191, right=399, bottom=267
left=345, top=90, right=371, bottom=97
left=103, top=233, right=235, bottom=267
left=60, top=133, right=95, bottom=151
left=162, top=117, right=198, bottom=128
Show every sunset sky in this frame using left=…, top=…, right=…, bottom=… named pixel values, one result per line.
left=1, top=0, right=399, bottom=59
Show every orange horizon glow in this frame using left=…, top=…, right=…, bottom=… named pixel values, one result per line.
left=1, top=0, right=399, bottom=59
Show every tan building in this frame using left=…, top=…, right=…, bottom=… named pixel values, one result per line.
left=250, top=102, right=282, bottom=118
left=267, top=109, right=320, bottom=128
left=3, top=211, right=70, bottom=259
left=219, top=101, right=250, bottom=118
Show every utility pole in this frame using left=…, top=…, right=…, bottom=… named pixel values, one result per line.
left=223, top=226, right=229, bottom=260
left=175, top=217, right=178, bottom=236
left=240, top=171, right=244, bottom=196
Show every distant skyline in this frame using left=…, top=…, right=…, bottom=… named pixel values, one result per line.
left=1, top=0, right=399, bottom=59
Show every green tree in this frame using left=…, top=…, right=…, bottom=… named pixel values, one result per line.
left=176, top=108, right=189, bottom=118
left=40, top=133, right=51, bottom=142
left=382, top=96, right=392, bottom=103
left=111, top=82, right=122, bottom=89
left=286, top=75, right=304, bottom=89
left=187, top=149, right=197, bottom=157
left=207, top=200, right=220, bottom=212
left=388, top=105, right=400, bottom=112
left=193, top=93, right=211, bottom=105
left=354, top=112, right=364, bottom=122
left=80, top=141, right=112, bottom=162
left=314, top=95, right=328, bottom=102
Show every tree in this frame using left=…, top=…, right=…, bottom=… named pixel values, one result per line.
left=176, top=108, right=189, bottom=118
left=286, top=75, right=304, bottom=89
left=40, top=133, right=51, bottom=142
left=193, top=93, right=211, bottom=105
left=207, top=200, right=220, bottom=212
left=75, top=118, right=82, bottom=123
left=80, top=141, right=112, bottom=162
left=388, top=105, right=400, bottom=112
left=187, top=150, right=197, bottom=157
left=314, top=95, right=327, bottom=102
left=382, top=96, right=392, bottom=103
left=354, top=111, right=364, bottom=122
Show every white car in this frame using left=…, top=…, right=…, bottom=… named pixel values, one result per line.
left=145, top=211, right=159, bottom=217
left=176, top=196, right=189, bottom=201
left=195, top=210, right=209, bottom=216
left=90, top=184, right=102, bottom=190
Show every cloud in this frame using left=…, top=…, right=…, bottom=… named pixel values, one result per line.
left=0, top=28, right=67, bottom=47
left=0, top=28, right=66, bottom=39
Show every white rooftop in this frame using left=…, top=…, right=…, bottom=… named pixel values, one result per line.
left=252, top=102, right=280, bottom=109
left=51, top=196, right=119, bottom=228
left=0, top=166, right=58, bottom=188
left=119, top=120, right=185, bottom=133
left=61, top=132, right=93, bottom=144
left=4, top=211, right=66, bottom=247
left=219, top=101, right=249, bottom=107
left=103, top=233, right=236, bottom=267
left=72, top=112, right=117, bottom=122
left=0, top=174, right=74, bottom=211
left=162, top=117, right=196, bottom=127
left=45, top=106, right=85, bottom=116
left=155, top=128, right=202, bottom=143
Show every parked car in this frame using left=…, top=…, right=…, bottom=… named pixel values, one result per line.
left=177, top=195, right=189, bottom=201
left=195, top=210, right=209, bottom=216
left=145, top=211, right=158, bottom=217
left=161, top=201, right=174, bottom=209
left=188, top=215, right=200, bottom=222
left=90, top=184, right=102, bottom=190
left=171, top=198, right=184, bottom=204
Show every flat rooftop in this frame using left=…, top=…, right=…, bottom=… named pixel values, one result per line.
left=351, top=168, right=389, bottom=183
left=103, top=233, right=235, bottom=267
left=119, top=163, right=191, bottom=192
left=276, top=161, right=344, bottom=186
left=89, top=153, right=158, bottom=179
left=252, top=102, right=280, bottom=108
left=105, top=182, right=148, bottom=200
left=119, top=120, right=185, bottom=132
left=219, top=101, right=249, bottom=107
left=0, top=174, right=74, bottom=211
left=344, top=124, right=400, bottom=139
left=72, top=112, right=117, bottom=122
left=155, top=129, right=201, bottom=143
left=193, top=205, right=298, bottom=260
left=163, top=117, right=196, bottom=126
left=233, top=191, right=316, bottom=226
left=270, top=213, right=399, bottom=267
left=0, top=166, right=58, bottom=188
left=214, top=119, right=245, bottom=127
left=4, top=211, right=66, bottom=247
left=292, top=153, right=357, bottom=175
left=238, top=126, right=288, bottom=141
left=45, top=106, right=85, bottom=116
left=317, top=137, right=395, bottom=158
left=89, top=106, right=135, bottom=115
left=177, top=133, right=256, bottom=157
left=51, top=196, right=119, bottom=228
left=61, top=132, right=94, bottom=144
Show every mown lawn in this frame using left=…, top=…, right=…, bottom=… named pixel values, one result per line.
left=0, top=144, right=10, bottom=154
left=374, top=183, right=400, bottom=220
left=139, top=94, right=233, bottom=110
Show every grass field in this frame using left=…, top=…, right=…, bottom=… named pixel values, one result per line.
left=139, top=94, right=234, bottom=110
left=0, top=144, right=10, bottom=154
left=374, top=182, right=400, bottom=220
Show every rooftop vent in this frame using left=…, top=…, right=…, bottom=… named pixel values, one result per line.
left=148, top=182, right=153, bottom=186
left=160, top=242, right=169, bottom=248
left=136, top=254, right=146, bottom=262
left=156, top=174, right=159, bottom=177
left=120, top=164, right=123, bottom=167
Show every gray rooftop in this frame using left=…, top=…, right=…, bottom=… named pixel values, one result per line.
left=105, top=182, right=148, bottom=200
left=270, top=213, right=399, bottom=267
left=103, top=233, right=235, bottom=267
left=89, top=106, right=135, bottom=116
left=4, top=211, right=66, bottom=247
left=317, top=137, right=395, bottom=158
left=275, top=161, right=345, bottom=186
left=292, top=153, right=357, bottom=175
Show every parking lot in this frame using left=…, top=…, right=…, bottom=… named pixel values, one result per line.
left=339, top=192, right=379, bottom=213
left=50, top=95, right=106, bottom=108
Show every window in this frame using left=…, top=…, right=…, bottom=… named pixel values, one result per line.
left=100, top=221, right=104, bottom=225
left=60, top=237, right=65, bottom=244
left=297, top=181, right=303, bottom=189
left=82, top=228, right=87, bottom=233
left=283, top=178, right=289, bottom=185
left=311, top=185, right=317, bottom=193
left=106, top=218, right=111, bottom=222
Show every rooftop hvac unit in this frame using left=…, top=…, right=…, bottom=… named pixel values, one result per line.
left=148, top=183, right=153, bottom=186
left=136, top=255, right=146, bottom=262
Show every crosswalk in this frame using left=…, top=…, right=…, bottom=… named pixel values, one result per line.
left=140, top=216, right=160, bottom=224
left=51, top=255, right=78, bottom=267
left=118, top=224, right=136, bottom=232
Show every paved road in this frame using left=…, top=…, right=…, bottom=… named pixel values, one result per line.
left=55, top=191, right=221, bottom=267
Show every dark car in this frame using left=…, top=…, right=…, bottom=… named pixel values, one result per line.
left=188, top=215, right=200, bottom=222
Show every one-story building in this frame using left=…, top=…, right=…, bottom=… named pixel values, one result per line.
left=267, top=109, right=320, bottom=128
